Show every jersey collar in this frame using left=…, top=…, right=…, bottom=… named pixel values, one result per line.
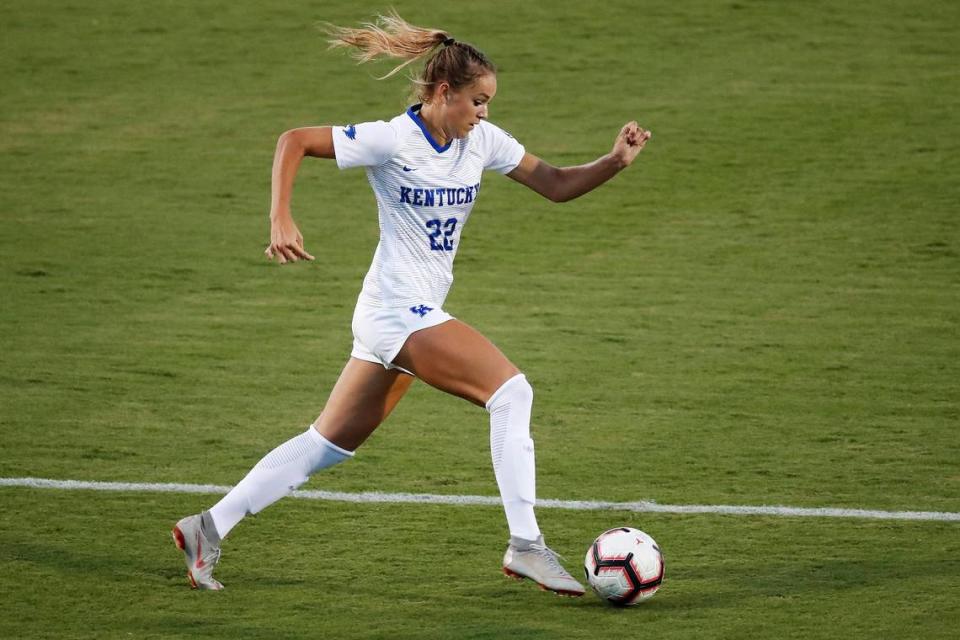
left=407, top=104, right=453, bottom=153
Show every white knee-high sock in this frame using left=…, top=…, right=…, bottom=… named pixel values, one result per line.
left=208, top=426, right=353, bottom=539
left=487, top=373, right=541, bottom=541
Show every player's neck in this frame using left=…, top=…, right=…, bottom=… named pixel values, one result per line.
left=417, top=103, right=450, bottom=147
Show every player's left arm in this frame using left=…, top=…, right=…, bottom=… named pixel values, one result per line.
left=507, top=122, right=651, bottom=203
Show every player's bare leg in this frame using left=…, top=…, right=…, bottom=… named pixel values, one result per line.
left=313, top=358, right=415, bottom=451
left=394, top=320, right=585, bottom=596
left=392, top=319, right=518, bottom=405
left=173, top=359, right=413, bottom=589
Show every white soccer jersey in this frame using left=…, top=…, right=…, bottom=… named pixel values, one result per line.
left=331, top=104, right=525, bottom=307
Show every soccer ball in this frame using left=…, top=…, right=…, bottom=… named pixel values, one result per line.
left=584, top=527, right=665, bottom=605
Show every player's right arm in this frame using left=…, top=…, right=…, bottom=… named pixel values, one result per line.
left=266, top=127, right=335, bottom=264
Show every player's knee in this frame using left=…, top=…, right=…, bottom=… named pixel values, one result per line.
left=512, top=374, right=533, bottom=408
left=486, top=372, right=533, bottom=413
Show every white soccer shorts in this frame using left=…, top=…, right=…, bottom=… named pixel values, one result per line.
left=350, top=299, right=454, bottom=375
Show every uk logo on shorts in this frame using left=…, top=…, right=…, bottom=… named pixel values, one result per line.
left=344, top=125, right=357, bottom=140
left=410, top=304, right=433, bottom=317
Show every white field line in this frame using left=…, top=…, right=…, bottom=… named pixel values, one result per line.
left=1, top=476, right=958, bottom=522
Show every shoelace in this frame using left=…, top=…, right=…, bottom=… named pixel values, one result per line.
left=529, top=544, right=570, bottom=575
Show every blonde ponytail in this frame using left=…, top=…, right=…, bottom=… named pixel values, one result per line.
left=323, top=10, right=497, bottom=103
left=322, top=9, right=448, bottom=80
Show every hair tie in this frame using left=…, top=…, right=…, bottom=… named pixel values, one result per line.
left=443, top=37, right=456, bottom=47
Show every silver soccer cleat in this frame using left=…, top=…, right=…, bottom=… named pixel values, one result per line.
left=502, top=535, right=585, bottom=597
left=171, top=513, right=224, bottom=590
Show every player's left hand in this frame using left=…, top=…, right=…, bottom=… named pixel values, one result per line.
left=611, top=121, right=652, bottom=168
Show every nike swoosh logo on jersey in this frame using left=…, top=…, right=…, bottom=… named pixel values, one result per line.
left=402, top=165, right=417, bottom=172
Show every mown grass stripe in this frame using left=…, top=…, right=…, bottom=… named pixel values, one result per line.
left=2, top=476, right=957, bottom=522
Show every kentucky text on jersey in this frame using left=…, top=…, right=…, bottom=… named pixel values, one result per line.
left=329, top=104, right=525, bottom=307
left=399, top=183, right=481, bottom=207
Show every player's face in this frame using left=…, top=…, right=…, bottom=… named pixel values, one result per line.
left=445, top=73, right=497, bottom=138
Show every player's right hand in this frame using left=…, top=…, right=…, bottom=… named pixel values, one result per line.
left=265, top=214, right=315, bottom=264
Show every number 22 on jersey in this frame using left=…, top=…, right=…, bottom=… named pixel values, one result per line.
left=425, top=217, right=457, bottom=251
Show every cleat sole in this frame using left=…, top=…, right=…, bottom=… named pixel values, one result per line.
left=502, top=566, right=585, bottom=597
left=172, top=526, right=199, bottom=589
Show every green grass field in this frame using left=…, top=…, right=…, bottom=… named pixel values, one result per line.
left=2, top=0, right=958, bottom=638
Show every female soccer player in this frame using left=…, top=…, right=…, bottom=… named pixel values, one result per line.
left=173, top=12, right=651, bottom=595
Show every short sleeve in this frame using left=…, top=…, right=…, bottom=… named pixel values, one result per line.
left=331, top=120, right=400, bottom=170
left=482, top=122, right=526, bottom=174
